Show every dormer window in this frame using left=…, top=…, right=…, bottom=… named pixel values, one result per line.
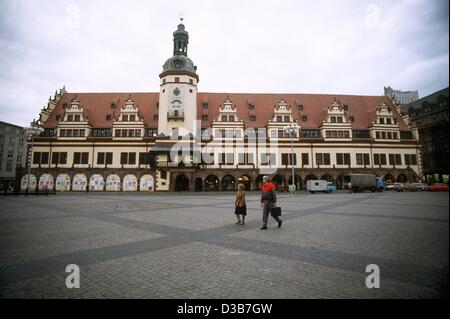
left=203, top=103, right=208, bottom=109
left=343, top=104, right=349, bottom=111
left=129, top=115, right=136, bottom=122
left=74, top=115, right=80, bottom=122
left=386, top=118, right=392, bottom=125
left=111, top=103, right=116, bottom=109
left=122, top=115, right=128, bottom=122
left=379, top=118, right=385, bottom=124
left=349, top=116, right=354, bottom=122
left=302, top=115, right=308, bottom=122
left=297, top=104, right=303, bottom=111
left=248, top=103, right=255, bottom=110
left=63, top=103, right=68, bottom=109
left=67, top=115, right=73, bottom=122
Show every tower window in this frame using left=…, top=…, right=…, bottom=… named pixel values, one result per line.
left=163, top=79, right=166, bottom=84
left=189, top=89, right=193, bottom=93
left=189, top=79, right=194, bottom=85
left=175, top=77, right=180, bottom=83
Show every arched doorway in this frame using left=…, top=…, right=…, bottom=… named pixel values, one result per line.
left=384, top=174, right=395, bottom=185
left=73, top=174, right=88, bottom=191
left=89, top=174, right=104, bottom=191
left=140, top=175, right=155, bottom=192
left=205, top=175, right=219, bottom=191
left=21, top=174, right=37, bottom=191
left=238, top=175, right=251, bottom=190
left=272, top=175, right=286, bottom=191
left=397, top=174, right=408, bottom=183
left=222, top=175, right=236, bottom=191
left=175, top=174, right=189, bottom=192
left=123, top=174, right=138, bottom=191
left=288, top=174, right=302, bottom=190
left=56, top=174, right=70, bottom=192
left=195, top=177, right=203, bottom=192
left=106, top=174, right=121, bottom=191
left=39, top=174, right=54, bottom=191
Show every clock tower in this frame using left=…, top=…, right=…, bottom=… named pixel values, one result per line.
left=158, top=20, right=199, bottom=137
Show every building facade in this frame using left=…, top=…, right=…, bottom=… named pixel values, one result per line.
left=403, top=87, right=449, bottom=184
left=384, top=86, right=419, bottom=105
left=0, top=121, right=27, bottom=190
left=18, top=22, right=422, bottom=192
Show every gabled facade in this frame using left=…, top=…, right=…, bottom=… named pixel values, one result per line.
left=18, top=21, right=423, bottom=192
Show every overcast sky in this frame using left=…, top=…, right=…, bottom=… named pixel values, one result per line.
left=0, top=0, right=448, bottom=127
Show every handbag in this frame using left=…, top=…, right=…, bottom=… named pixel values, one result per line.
left=270, top=205, right=281, bottom=217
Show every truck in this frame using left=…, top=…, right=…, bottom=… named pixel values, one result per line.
left=306, top=180, right=337, bottom=194
left=343, top=174, right=385, bottom=192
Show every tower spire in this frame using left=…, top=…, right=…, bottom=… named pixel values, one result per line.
left=173, top=18, right=189, bottom=56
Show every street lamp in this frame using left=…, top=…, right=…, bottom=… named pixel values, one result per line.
left=284, top=124, right=301, bottom=194
left=25, top=122, right=44, bottom=194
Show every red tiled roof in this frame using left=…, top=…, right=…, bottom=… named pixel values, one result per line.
left=43, top=92, right=409, bottom=131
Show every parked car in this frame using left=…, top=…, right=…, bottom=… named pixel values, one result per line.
left=404, top=183, right=421, bottom=192
left=426, top=183, right=449, bottom=192
left=393, top=183, right=406, bottom=192
left=384, top=184, right=395, bottom=191
left=413, top=183, right=428, bottom=191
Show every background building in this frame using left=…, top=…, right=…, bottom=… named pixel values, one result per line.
left=384, top=86, right=419, bottom=105
left=0, top=121, right=27, bottom=190
left=16, top=22, right=422, bottom=192
left=403, top=87, right=449, bottom=184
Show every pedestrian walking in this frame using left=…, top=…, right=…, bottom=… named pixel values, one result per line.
left=348, top=181, right=352, bottom=193
left=234, top=183, right=247, bottom=225
left=260, top=176, right=282, bottom=230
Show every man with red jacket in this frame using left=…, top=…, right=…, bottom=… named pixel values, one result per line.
left=260, top=176, right=282, bottom=230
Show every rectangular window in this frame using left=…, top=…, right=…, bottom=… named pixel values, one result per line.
left=282, top=153, right=289, bottom=166
left=323, top=153, right=331, bottom=165
left=221, top=115, right=227, bottom=122
left=336, top=153, right=350, bottom=165
left=411, top=154, right=417, bottom=165
left=139, top=152, right=148, bottom=165
left=33, top=152, right=41, bottom=164
left=52, top=152, right=67, bottom=165
left=41, top=152, right=49, bottom=164
left=122, top=115, right=128, bottom=122
left=97, top=152, right=105, bottom=165
left=74, top=152, right=81, bottom=164
left=302, top=153, right=309, bottom=166
left=67, top=115, right=73, bottom=122
left=120, top=152, right=128, bottom=165
left=129, top=152, right=136, bottom=165
left=74, top=115, right=81, bottom=122
left=316, top=153, right=323, bottom=165
left=129, top=115, right=136, bottom=122
left=74, top=152, right=89, bottom=165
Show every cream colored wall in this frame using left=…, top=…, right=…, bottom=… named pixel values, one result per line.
left=31, top=141, right=421, bottom=180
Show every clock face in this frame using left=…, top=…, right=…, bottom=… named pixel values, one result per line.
left=173, top=87, right=181, bottom=96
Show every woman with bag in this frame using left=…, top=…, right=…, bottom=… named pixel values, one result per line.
left=234, top=183, right=247, bottom=225
left=260, top=176, right=282, bottom=230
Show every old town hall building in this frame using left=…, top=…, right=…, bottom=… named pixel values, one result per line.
left=19, top=22, right=422, bottom=192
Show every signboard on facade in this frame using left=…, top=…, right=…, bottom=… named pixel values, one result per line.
left=72, top=174, right=87, bottom=191
left=20, top=174, right=37, bottom=191
left=123, top=174, right=138, bottom=192
left=89, top=174, right=104, bottom=191
left=140, top=174, right=154, bottom=192
left=56, top=174, right=71, bottom=192
left=106, top=174, right=121, bottom=191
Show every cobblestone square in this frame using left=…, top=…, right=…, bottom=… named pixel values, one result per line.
left=0, top=191, right=448, bottom=298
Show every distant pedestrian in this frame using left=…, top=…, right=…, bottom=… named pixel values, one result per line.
left=234, top=183, right=247, bottom=225
left=260, top=176, right=282, bottom=230
left=348, top=182, right=352, bottom=193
